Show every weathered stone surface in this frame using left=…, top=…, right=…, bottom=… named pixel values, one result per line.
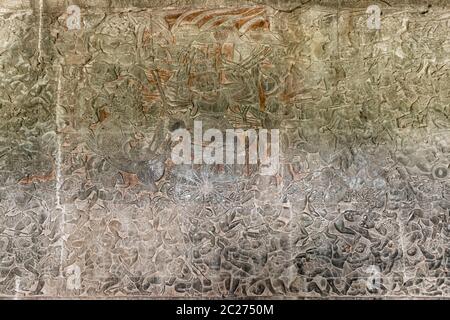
left=0, top=0, right=449, bottom=298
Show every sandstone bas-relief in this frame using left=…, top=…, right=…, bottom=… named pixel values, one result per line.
left=0, top=0, right=449, bottom=298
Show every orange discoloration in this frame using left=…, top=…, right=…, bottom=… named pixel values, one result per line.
left=212, top=17, right=227, bottom=27
left=142, top=29, right=153, bottom=46
left=279, top=74, right=298, bottom=103
left=219, top=43, right=234, bottom=84
left=240, top=7, right=265, bottom=18
left=275, top=173, right=282, bottom=186
left=165, top=7, right=267, bottom=32
left=196, top=14, right=217, bottom=28
left=89, top=108, right=110, bottom=130
left=119, top=171, right=140, bottom=188
left=145, top=69, right=172, bottom=85
left=142, top=92, right=160, bottom=103
left=196, top=8, right=254, bottom=28
left=234, top=8, right=267, bottom=30
left=164, top=12, right=183, bottom=28
left=247, top=19, right=270, bottom=31
left=98, top=108, right=110, bottom=122
left=19, top=168, right=56, bottom=185
left=258, top=80, right=266, bottom=112
left=222, top=42, right=234, bottom=59
left=183, top=10, right=207, bottom=22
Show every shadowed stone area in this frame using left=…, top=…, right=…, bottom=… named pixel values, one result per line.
left=0, top=0, right=449, bottom=298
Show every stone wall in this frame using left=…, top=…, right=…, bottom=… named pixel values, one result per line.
left=0, top=0, right=449, bottom=298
